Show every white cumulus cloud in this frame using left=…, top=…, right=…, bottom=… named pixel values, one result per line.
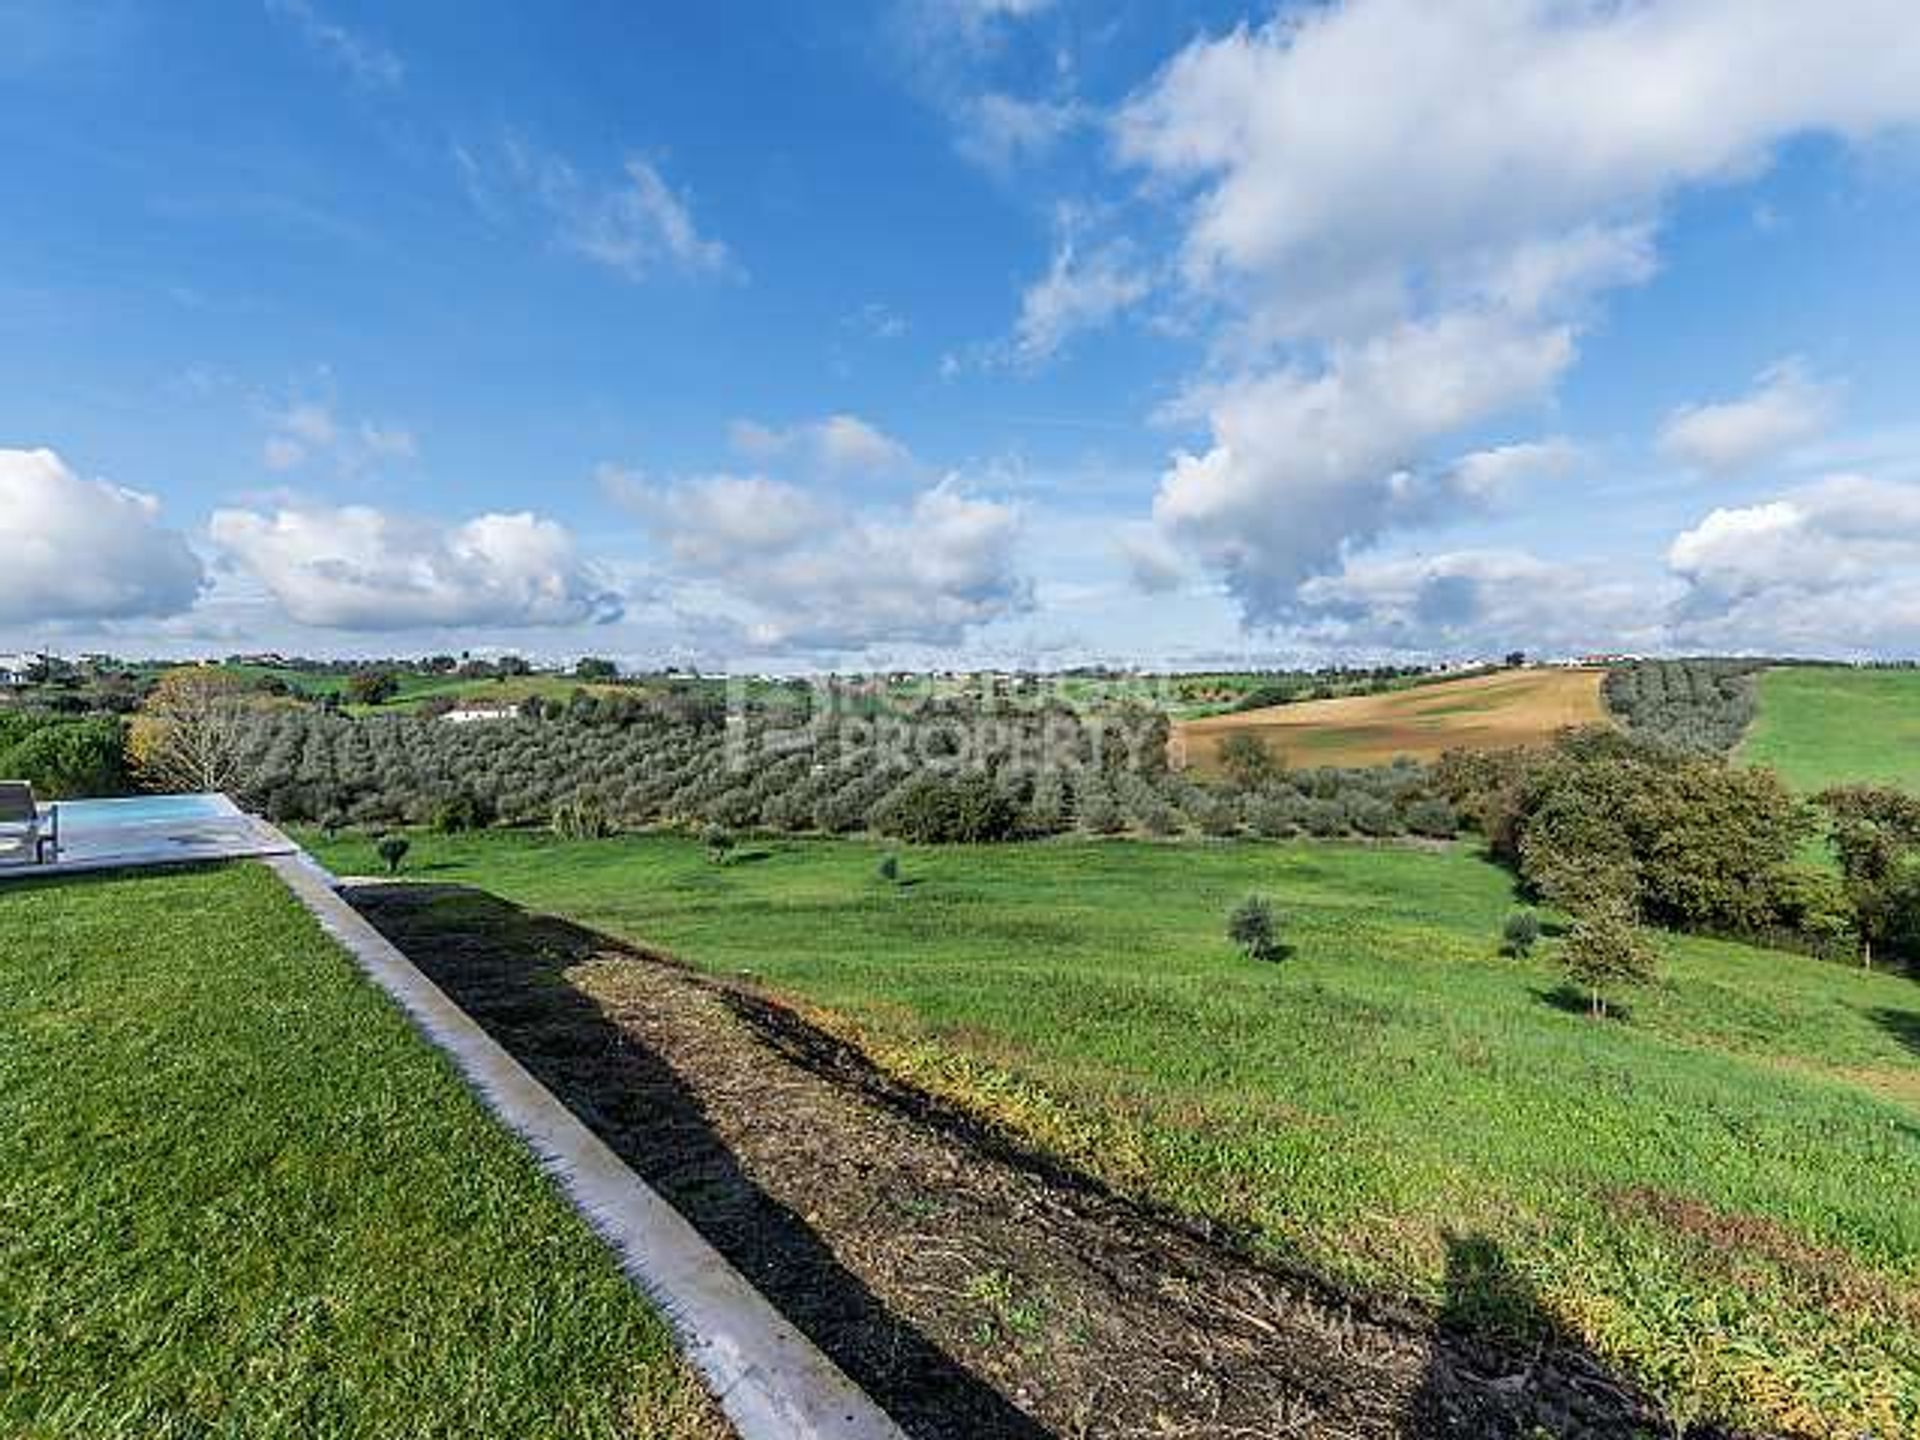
left=0, top=447, right=206, bottom=625
left=1295, top=547, right=1668, bottom=659
left=1666, top=474, right=1920, bottom=653
left=1658, top=360, right=1838, bottom=473
left=209, top=504, right=622, bottom=630
left=610, top=471, right=1028, bottom=653
left=1152, top=311, right=1575, bottom=617
left=1114, top=0, right=1920, bottom=628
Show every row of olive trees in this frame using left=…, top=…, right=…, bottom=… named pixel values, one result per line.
left=126, top=669, right=1464, bottom=844
left=1602, top=659, right=1763, bottom=753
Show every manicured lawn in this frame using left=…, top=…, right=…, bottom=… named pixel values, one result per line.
left=1742, top=665, right=1920, bottom=794
left=303, top=826, right=1920, bottom=1437
left=0, top=862, right=720, bottom=1440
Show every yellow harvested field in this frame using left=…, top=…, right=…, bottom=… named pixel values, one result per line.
left=1172, top=667, right=1611, bottom=772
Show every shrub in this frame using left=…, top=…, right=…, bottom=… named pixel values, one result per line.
left=1133, top=796, right=1181, bottom=836
left=1216, top=732, right=1281, bottom=788
left=551, top=797, right=614, bottom=840
left=877, top=852, right=900, bottom=884
left=432, top=791, right=495, bottom=834
left=1345, top=792, right=1402, bottom=838
left=1192, top=793, right=1243, bottom=837
left=0, top=714, right=129, bottom=798
left=1079, top=791, right=1125, bottom=835
left=1299, top=797, right=1346, bottom=838
left=346, top=670, right=401, bottom=707
left=1561, top=906, right=1657, bottom=1018
left=202, top=693, right=1455, bottom=850
left=1603, top=659, right=1763, bottom=754
left=1817, top=784, right=1920, bottom=968
left=1443, top=727, right=1811, bottom=935
left=1404, top=796, right=1458, bottom=839
left=702, top=825, right=735, bottom=863
left=871, top=773, right=1019, bottom=844
left=1244, top=793, right=1299, bottom=839
left=375, top=833, right=410, bottom=875
left=1501, top=909, right=1541, bottom=958
left=1227, top=894, right=1282, bottom=962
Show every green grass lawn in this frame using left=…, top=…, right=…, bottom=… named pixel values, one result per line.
left=1742, top=665, right=1920, bottom=794
left=0, top=862, right=720, bottom=1440
left=302, top=826, right=1920, bottom=1437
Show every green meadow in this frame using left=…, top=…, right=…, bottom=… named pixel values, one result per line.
left=303, top=826, right=1920, bottom=1437
left=0, top=863, right=718, bottom=1440
left=1741, top=665, right=1920, bottom=794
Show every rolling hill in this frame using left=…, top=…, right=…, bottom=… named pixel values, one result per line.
left=1740, top=665, right=1920, bottom=794
left=1171, top=666, right=1610, bottom=771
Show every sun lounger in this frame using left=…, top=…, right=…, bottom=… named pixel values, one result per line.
left=0, top=781, right=57, bottom=864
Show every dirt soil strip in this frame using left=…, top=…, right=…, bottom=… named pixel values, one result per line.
left=268, top=856, right=903, bottom=1440
left=343, top=881, right=1755, bottom=1440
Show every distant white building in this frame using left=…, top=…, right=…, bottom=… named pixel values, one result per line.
left=443, top=701, right=520, bottom=724
left=0, top=653, right=40, bottom=685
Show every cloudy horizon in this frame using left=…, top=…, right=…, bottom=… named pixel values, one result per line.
left=5, top=1, right=1920, bottom=671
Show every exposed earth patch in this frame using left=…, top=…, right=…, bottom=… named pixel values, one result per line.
left=344, top=880, right=1752, bottom=1440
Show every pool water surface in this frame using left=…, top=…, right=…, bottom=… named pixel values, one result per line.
left=2, top=792, right=293, bottom=876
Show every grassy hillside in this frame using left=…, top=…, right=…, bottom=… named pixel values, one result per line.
left=303, top=827, right=1920, bottom=1437
left=1742, top=665, right=1920, bottom=793
left=0, top=863, right=719, bottom=1439
left=1174, top=667, right=1609, bottom=770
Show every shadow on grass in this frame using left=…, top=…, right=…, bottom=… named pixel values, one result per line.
left=1410, top=1233, right=1735, bottom=1439
left=1872, top=1007, right=1920, bottom=1058
left=342, top=882, right=1051, bottom=1440
left=1531, top=982, right=1631, bottom=1023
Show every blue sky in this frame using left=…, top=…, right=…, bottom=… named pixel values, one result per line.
left=4, top=0, right=1919, bottom=669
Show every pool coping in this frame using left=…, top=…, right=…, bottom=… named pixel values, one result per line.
left=264, top=848, right=908, bottom=1440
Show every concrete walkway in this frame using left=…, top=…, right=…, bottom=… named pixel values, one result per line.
left=266, top=851, right=908, bottom=1440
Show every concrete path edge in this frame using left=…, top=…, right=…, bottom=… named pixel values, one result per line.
left=264, top=851, right=909, bottom=1440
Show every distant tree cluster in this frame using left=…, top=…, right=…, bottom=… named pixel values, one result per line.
left=1602, top=659, right=1764, bottom=753
left=1433, top=726, right=1920, bottom=993
left=1438, top=727, right=1812, bottom=936
left=207, top=693, right=1463, bottom=845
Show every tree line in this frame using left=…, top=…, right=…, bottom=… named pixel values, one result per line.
left=110, top=670, right=1464, bottom=845
left=1437, top=726, right=1920, bottom=978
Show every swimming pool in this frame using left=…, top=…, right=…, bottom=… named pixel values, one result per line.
left=3, top=792, right=295, bottom=876
left=57, top=793, right=242, bottom=827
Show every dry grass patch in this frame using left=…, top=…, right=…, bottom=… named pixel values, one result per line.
left=1173, top=667, right=1610, bottom=771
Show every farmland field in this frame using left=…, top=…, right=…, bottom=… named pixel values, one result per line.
left=219, top=664, right=631, bottom=716
left=1173, top=666, right=1609, bottom=771
left=302, top=826, right=1920, bottom=1437
left=1740, top=665, right=1920, bottom=794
